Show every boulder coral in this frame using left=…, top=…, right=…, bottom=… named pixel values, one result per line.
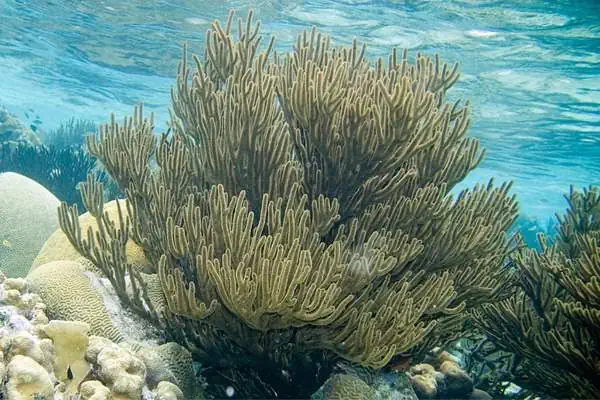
left=0, top=172, right=60, bottom=278
left=130, top=341, right=199, bottom=398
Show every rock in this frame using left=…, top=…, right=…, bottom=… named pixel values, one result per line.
left=469, top=388, right=493, bottom=399
left=439, top=360, right=474, bottom=397
left=0, top=172, right=60, bottom=277
left=5, top=355, right=54, bottom=399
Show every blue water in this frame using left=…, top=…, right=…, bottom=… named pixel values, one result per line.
left=1, top=0, right=599, bottom=221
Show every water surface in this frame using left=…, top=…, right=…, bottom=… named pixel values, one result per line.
left=1, top=0, right=598, bottom=220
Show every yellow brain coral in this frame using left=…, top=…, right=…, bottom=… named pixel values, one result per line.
left=30, top=200, right=148, bottom=274
left=314, top=374, right=375, bottom=400
left=27, top=260, right=123, bottom=343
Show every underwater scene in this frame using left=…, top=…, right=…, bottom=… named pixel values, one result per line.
left=0, top=0, right=599, bottom=399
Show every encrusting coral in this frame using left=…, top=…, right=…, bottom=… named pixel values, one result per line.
left=474, top=185, right=600, bottom=399
left=56, top=10, right=518, bottom=398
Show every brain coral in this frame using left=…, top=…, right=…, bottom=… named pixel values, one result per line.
left=313, top=374, right=376, bottom=400
left=139, top=342, right=199, bottom=398
left=0, top=172, right=60, bottom=278
left=30, top=199, right=148, bottom=273
left=27, top=260, right=123, bottom=342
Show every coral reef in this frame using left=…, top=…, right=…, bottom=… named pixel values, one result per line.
left=474, top=185, right=600, bottom=398
left=0, top=270, right=199, bottom=399
left=5, top=355, right=54, bottom=400
left=0, top=172, right=60, bottom=278
left=0, top=142, right=103, bottom=211
left=0, top=107, right=40, bottom=147
left=56, top=10, right=518, bottom=398
left=446, top=334, right=536, bottom=399
left=41, top=117, right=97, bottom=149
left=317, top=361, right=420, bottom=400
left=0, top=110, right=119, bottom=211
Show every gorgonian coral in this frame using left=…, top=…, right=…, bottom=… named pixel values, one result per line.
left=58, top=10, right=518, bottom=398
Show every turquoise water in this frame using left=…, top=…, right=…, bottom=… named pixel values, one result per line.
left=1, top=0, right=598, bottom=220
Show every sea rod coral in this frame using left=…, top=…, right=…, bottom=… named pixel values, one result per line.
left=474, top=185, right=600, bottom=399
left=56, top=10, right=518, bottom=398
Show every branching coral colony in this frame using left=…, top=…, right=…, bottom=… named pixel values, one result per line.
left=474, top=185, right=600, bottom=399
left=57, top=10, right=518, bottom=398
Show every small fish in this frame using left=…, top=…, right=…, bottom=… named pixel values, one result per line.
left=30, top=124, right=38, bottom=132
left=33, top=118, right=43, bottom=125
left=2, top=239, right=11, bottom=248
left=24, top=112, right=29, bottom=119
left=67, top=365, right=73, bottom=380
